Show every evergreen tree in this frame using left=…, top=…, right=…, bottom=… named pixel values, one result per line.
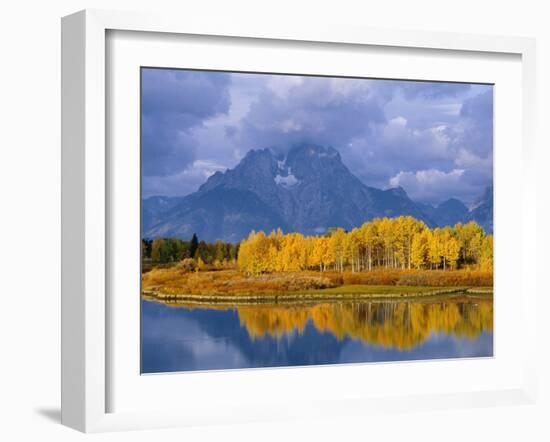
left=189, top=233, right=199, bottom=258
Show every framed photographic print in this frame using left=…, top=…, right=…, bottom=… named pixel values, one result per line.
left=61, top=9, right=538, bottom=432
left=140, top=67, right=494, bottom=374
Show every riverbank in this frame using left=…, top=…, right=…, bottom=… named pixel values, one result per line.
left=142, top=284, right=493, bottom=306
left=142, top=267, right=493, bottom=299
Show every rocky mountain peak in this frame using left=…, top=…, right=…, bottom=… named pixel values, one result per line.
left=438, top=198, right=468, bottom=212
left=385, top=186, right=408, bottom=199
left=143, top=146, right=493, bottom=241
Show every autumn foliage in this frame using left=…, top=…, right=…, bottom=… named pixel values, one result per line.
left=237, top=217, right=493, bottom=274
left=142, top=217, right=493, bottom=297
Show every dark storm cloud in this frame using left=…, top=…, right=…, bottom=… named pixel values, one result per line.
left=141, top=70, right=493, bottom=205
left=141, top=69, right=231, bottom=177
left=455, top=89, right=494, bottom=157
left=233, top=76, right=386, bottom=154
left=346, top=83, right=493, bottom=204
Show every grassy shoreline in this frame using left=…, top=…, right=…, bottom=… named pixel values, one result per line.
left=142, top=267, right=493, bottom=302
left=142, top=284, right=492, bottom=305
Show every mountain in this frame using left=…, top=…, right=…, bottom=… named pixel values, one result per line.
left=141, top=196, right=184, bottom=233
left=142, top=145, right=492, bottom=241
left=417, top=188, right=493, bottom=234
left=143, top=188, right=289, bottom=243
left=425, top=198, right=469, bottom=228
left=468, top=186, right=493, bottom=234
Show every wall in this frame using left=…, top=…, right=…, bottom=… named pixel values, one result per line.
left=0, top=1, right=548, bottom=441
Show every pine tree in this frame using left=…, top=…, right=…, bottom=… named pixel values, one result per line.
left=189, top=233, right=199, bottom=258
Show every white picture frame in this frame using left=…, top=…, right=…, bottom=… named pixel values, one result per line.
left=61, top=9, right=538, bottom=433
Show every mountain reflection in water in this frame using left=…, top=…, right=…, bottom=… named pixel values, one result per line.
left=141, top=295, right=493, bottom=373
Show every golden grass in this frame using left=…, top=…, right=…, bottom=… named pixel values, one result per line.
left=142, top=267, right=492, bottom=299
left=142, top=268, right=336, bottom=296
left=339, top=269, right=493, bottom=287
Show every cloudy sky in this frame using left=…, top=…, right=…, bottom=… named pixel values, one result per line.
left=141, top=68, right=493, bottom=205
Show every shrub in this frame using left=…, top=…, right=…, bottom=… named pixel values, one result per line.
left=324, top=272, right=344, bottom=286
left=175, top=258, right=197, bottom=272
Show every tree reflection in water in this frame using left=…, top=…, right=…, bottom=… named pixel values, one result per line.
left=158, top=296, right=493, bottom=350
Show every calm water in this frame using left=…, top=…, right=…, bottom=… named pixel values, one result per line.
left=141, top=296, right=493, bottom=373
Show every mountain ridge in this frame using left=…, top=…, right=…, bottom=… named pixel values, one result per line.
left=143, top=144, right=493, bottom=241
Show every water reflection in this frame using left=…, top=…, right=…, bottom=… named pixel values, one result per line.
left=141, top=295, right=493, bottom=373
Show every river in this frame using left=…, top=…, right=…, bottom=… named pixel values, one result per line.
left=141, top=294, right=493, bottom=373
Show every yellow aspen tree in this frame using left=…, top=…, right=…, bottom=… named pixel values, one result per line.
left=407, top=217, right=427, bottom=269
left=266, top=243, right=279, bottom=272
left=439, top=227, right=459, bottom=270
left=444, top=235, right=461, bottom=269
left=300, top=235, right=312, bottom=270
left=320, top=236, right=333, bottom=271
left=429, top=228, right=443, bottom=269
left=377, top=218, right=395, bottom=268
left=310, top=236, right=324, bottom=271
left=393, top=217, right=407, bottom=269
left=346, top=228, right=363, bottom=272
left=479, top=235, right=493, bottom=271
left=455, top=221, right=485, bottom=264
left=329, top=228, right=347, bottom=272
left=411, top=229, right=430, bottom=269
left=361, top=220, right=380, bottom=270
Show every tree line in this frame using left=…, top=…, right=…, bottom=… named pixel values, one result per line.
left=237, top=217, right=493, bottom=274
left=142, top=217, right=493, bottom=274
left=142, top=233, right=239, bottom=265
